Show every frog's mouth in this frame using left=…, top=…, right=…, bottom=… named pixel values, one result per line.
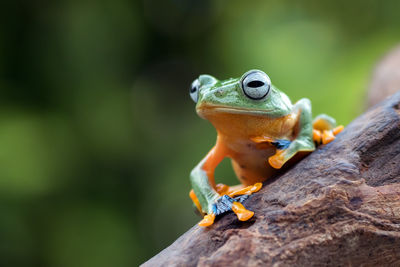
left=197, top=105, right=273, bottom=117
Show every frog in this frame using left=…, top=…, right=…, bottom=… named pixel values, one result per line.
left=188, top=69, right=344, bottom=227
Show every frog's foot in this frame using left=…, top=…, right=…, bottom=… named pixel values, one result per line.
left=198, top=202, right=254, bottom=226
left=268, top=138, right=316, bottom=169
left=313, top=125, right=344, bottom=145
left=213, top=195, right=255, bottom=221
left=198, top=213, right=216, bottom=227
left=198, top=194, right=256, bottom=227
left=268, top=149, right=286, bottom=169
left=232, top=202, right=254, bottom=221
left=267, top=138, right=299, bottom=169
left=312, top=114, right=344, bottom=145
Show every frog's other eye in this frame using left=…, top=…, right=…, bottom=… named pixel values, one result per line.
left=241, top=70, right=271, bottom=100
left=190, top=79, right=200, bottom=103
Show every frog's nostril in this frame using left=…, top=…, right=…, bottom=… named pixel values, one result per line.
left=247, top=81, right=265, bottom=88
left=215, top=89, right=224, bottom=96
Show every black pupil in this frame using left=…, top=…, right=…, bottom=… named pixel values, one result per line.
left=247, top=80, right=265, bottom=88
left=190, top=85, right=197, bottom=93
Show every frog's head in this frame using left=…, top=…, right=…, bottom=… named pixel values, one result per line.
left=189, top=70, right=292, bottom=119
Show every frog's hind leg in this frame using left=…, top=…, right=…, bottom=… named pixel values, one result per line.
left=313, top=114, right=344, bottom=145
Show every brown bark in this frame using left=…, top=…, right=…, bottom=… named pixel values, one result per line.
left=143, top=92, right=400, bottom=267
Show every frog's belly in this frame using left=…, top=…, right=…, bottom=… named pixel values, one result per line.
left=230, top=144, right=278, bottom=186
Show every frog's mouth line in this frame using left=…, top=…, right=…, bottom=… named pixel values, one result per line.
left=197, top=105, right=273, bottom=116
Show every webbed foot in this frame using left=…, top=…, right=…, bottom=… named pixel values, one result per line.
left=268, top=149, right=286, bottom=169
left=232, top=202, right=254, bottom=221
left=313, top=125, right=344, bottom=145
left=312, top=114, right=344, bottom=145
left=215, top=182, right=262, bottom=198
left=197, top=198, right=254, bottom=226
left=195, top=182, right=262, bottom=227
left=268, top=139, right=315, bottom=169
left=228, top=183, right=262, bottom=198
left=198, top=213, right=216, bottom=227
left=211, top=195, right=254, bottom=222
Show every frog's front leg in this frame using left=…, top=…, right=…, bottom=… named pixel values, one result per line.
left=268, top=98, right=315, bottom=169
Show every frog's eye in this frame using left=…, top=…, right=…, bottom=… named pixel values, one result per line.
left=241, top=70, right=271, bottom=100
left=190, top=79, right=200, bottom=103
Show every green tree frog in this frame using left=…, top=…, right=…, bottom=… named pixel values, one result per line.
left=189, top=70, right=343, bottom=227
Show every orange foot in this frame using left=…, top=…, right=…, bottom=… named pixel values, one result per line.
left=198, top=213, right=216, bottom=227
left=215, top=183, right=262, bottom=198
left=268, top=149, right=286, bottom=169
left=195, top=182, right=262, bottom=227
left=232, top=202, right=254, bottom=221
left=313, top=125, right=344, bottom=145
left=228, top=183, right=262, bottom=198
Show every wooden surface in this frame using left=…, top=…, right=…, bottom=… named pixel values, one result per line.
left=144, top=92, right=400, bottom=267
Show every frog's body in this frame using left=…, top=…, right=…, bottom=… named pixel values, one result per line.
left=189, top=70, right=343, bottom=227
left=202, top=111, right=297, bottom=186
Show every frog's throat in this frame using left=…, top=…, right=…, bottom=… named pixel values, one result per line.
left=196, top=105, right=274, bottom=118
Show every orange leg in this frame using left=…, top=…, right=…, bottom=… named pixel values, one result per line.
left=201, top=138, right=230, bottom=189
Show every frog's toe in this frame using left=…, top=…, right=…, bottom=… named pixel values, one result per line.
left=213, top=194, right=251, bottom=215
left=228, top=183, right=262, bottom=198
left=322, top=130, right=335, bottom=144
left=198, top=213, right=216, bottom=227
left=322, top=125, right=344, bottom=144
left=314, top=125, right=344, bottom=145
left=268, top=150, right=286, bottom=169
left=198, top=194, right=255, bottom=226
left=215, top=183, right=231, bottom=195
left=313, top=129, right=322, bottom=144
left=333, top=125, right=344, bottom=135
left=232, top=202, right=254, bottom=221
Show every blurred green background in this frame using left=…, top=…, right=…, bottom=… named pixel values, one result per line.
left=1, top=0, right=399, bottom=266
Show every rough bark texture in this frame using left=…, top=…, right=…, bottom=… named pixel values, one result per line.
left=144, top=92, right=400, bottom=267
